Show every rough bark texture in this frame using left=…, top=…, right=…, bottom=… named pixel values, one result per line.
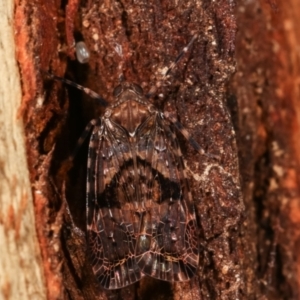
left=13, top=0, right=300, bottom=299
left=0, top=0, right=46, bottom=299
left=232, top=1, right=300, bottom=299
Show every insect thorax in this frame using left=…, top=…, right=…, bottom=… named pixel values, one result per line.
left=105, top=82, right=156, bottom=136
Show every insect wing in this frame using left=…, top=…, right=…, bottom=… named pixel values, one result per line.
left=135, top=114, right=199, bottom=282
left=86, top=120, right=142, bottom=290
left=86, top=109, right=199, bottom=289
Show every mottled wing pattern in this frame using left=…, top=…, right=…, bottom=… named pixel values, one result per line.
left=86, top=120, right=142, bottom=290
left=86, top=111, right=199, bottom=290
left=134, top=114, right=199, bottom=282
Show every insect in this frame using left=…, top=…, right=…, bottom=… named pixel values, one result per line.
left=49, top=35, right=204, bottom=290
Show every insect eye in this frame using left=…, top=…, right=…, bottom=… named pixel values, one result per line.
left=132, top=84, right=143, bottom=95
left=113, top=85, right=123, bottom=97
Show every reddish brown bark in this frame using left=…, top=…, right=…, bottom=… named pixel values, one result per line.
left=14, top=0, right=300, bottom=299
left=232, top=1, right=300, bottom=299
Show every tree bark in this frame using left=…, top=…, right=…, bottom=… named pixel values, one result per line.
left=0, top=1, right=46, bottom=299
left=232, top=1, right=300, bottom=299
left=11, top=0, right=300, bottom=299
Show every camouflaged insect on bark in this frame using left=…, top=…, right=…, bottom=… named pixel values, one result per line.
left=52, top=0, right=244, bottom=299
left=85, top=82, right=199, bottom=289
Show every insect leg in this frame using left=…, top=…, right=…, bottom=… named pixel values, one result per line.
left=55, top=119, right=99, bottom=188
left=163, top=34, right=198, bottom=79
left=45, top=72, right=108, bottom=107
left=147, top=34, right=198, bottom=97
left=68, top=118, right=100, bottom=162
left=163, top=111, right=219, bottom=160
left=48, top=167, right=85, bottom=237
left=62, top=180, right=85, bottom=237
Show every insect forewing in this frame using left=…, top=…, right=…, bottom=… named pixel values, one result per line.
left=86, top=84, right=199, bottom=289
left=135, top=114, right=199, bottom=282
